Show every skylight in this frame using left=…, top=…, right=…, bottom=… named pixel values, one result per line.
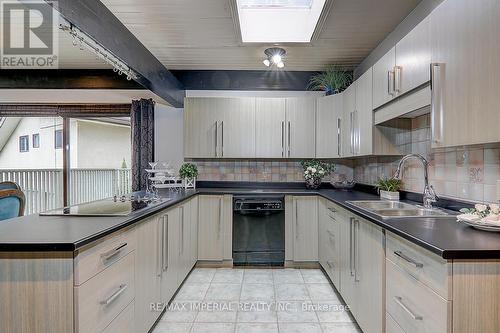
left=237, top=0, right=326, bottom=43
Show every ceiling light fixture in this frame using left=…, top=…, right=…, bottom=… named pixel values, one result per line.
left=263, top=47, right=286, bottom=69
left=60, top=21, right=139, bottom=81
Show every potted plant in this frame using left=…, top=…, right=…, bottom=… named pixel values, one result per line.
left=301, top=160, right=335, bottom=190
left=375, top=178, right=403, bottom=200
left=179, top=163, right=198, bottom=190
left=307, top=65, right=353, bottom=95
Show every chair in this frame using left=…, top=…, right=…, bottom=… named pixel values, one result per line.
left=0, top=189, right=25, bottom=220
left=0, top=181, right=21, bottom=190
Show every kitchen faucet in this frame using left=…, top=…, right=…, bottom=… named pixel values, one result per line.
left=393, top=154, right=438, bottom=209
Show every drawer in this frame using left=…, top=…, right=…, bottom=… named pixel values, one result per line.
left=102, top=301, right=135, bottom=333
left=386, top=259, right=451, bottom=333
left=386, top=313, right=405, bottom=333
left=75, top=227, right=137, bottom=285
left=75, top=253, right=135, bottom=333
left=386, top=232, right=450, bottom=299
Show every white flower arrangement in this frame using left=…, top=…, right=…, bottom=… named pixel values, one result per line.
left=460, top=203, right=500, bottom=218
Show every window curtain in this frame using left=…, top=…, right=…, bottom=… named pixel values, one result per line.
left=131, top=99, right=155, bottom=191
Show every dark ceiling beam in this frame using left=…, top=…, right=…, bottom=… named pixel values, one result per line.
left=172, top=70, right=318, bottom=91
left=48, top=0, right=185, bottom=107
left=0, top=69, right=143, bottom=89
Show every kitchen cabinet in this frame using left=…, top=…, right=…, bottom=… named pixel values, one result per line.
left=255, top=98, right=286, bottom=158
left=318, top=198, right=341, bottom=287
left=289, top=196, right=318, bottom=262
left=316, top=94, right=343, bottom=158
left=342, top=83, right=356, bottom=158
left=179, top=200, right=192, bottom=279
left=395, top=17, right=430, bottom=95
left=285, top=98, right=316, bottom=158
left=355, top=69, right=374, bottom=156
left=430, top=0, right=500, bottom=148
left=373, top=46, right=396, bottom=109
left=189, top=196, right=199, bottom=268
left=135, top=214, right=162, bottom=333
left=198, top=195, right=232, bottom=263
left=160, top=206, right=181, bottom=304
left=184, top=97, right=255, bottom=158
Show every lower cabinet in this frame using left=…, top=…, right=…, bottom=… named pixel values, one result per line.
left=286, top=196, right=319, bottom=262
left=198, top=195, right=233, bottom=262
left=318, top=198, right=341, bottom=286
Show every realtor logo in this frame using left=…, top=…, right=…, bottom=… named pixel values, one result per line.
left=1, top=0, right=58, bottom=68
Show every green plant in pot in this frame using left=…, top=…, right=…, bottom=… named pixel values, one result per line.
left=301, top=160, right=335, bottom=190
left=308, top=65, right=353, bottom=95
left=374, top=177, right=403, bottom=200
left=179, top=163, right=198, bottom=189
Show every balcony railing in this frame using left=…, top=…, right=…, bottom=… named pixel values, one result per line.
left=0, top=168, right=132, bottom=215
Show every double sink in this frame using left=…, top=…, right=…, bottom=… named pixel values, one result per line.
left=347, top=200, right=455, bottom=219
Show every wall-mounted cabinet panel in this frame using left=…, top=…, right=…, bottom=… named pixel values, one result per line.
left=285, top=98, right=316, bottom=158
left=373, top=46, right=396, bottom=109
left=342, top=84, right=356, bottom=158
left=218, top=98, right=256, bottom=158
left=255, top=98, right=286, bottom=158
left=356, top=69, right=374, bottom=156
left=316, top=94, right=343, bottom=158
left=184, top=98, right=220, bottom=158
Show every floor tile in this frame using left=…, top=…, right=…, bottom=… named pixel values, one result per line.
left=307, top=284, right=342, bottom=301
left=315, top=302, right=353, bottom=323
left=190, top=323, right=235, bottom=333
left=160, top=306, right=198, bottom=323
left=275, top=283, right=310, bottom=301
left=277, top=302, right=318, bottom=323
left=237, top=309, right=278, bottom=323
left=186, top=268, right=217, bottom=284
left=212, top=268, right=245, bottom=283
left=174, top=283, right=210, bottom=301
left=240, top=283, right=275, bottom=301
left=205, top=283, right=241, bottom=301
left=243, top=269, right=274, bottom=284
left=235, top=323, right=279, bottom=333
left=300, top=269, right=329, bottom=284
left=321, top=323, right=362, bottom=333
left=278, top=323, right=323, bottom=333
left=195, top=307, right=238, bottom=323
left=152, top=322, right=192, bottom=333
left=273, top=269, right=304, bottom=284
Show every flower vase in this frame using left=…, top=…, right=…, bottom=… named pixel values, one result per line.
left=305, top=177, right=322, bottom=190
left=184, top=177, right=196, bottom=190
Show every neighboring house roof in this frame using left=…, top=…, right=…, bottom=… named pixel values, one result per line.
left=0, top=117, right=21, bottom=152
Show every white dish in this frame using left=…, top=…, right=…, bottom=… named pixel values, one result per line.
left=457, top=214, right=500, bottom=231
left=459, top=219, right=500, bottom=232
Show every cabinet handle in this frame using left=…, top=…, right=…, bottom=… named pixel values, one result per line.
left=100, top=242, right=127, bottom=262
left=157, top=218, right=163, bottom=277
left=393, top=250, right=424, bottom=268
left=388, top=70, right=395, bottom=96
left=221, top=121, right=224, bottom=157
left=394, top=66, right=402, bottom=93
left=162, top=214, right=169, bottom=271
left=214, top=121, right=218, bottom=157
left=430, top=63, right=444, bottom=144
left=100, top=284, right=127, bottom=306
left=327, top=207, right=337, bottom=213
left=353, top=110, right=359, bottom=155
left=349, top=112, right=353, bottom=154
left=295, top=200, right=299, bottom=240
left=354, top=220, right=360, bottom=282
left=281, top=121, right=285, bottom=157
left=337, top=118, right=341, bottom=157
left=217, top=197, right=222, bottom=239
left=349, top=217, right=354, bottom=277
left=287, top=121, right=291, bottom=157
left=394, top=296, right=423, bottom=321
left=180, top=207, right=184, bottom=255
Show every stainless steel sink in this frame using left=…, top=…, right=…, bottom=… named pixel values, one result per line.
left=347, top=200, right=455, bottom=219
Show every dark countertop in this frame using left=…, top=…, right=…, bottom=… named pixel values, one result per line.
left=1, top=184, right=499, bottom=260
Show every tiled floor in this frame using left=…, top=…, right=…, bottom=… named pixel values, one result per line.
left=153, top=268, right=362, bottom=333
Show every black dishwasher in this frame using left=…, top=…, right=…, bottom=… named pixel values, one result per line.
left=233, top=195, right=285, bottom=266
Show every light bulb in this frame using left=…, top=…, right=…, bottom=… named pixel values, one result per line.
left=277, top=61, right=285, bottom=68
left=263, top=59, right=270, bottom=67
left=272, top=54, right=282, bottom=64
left=126, top=74, right=132, bottom=80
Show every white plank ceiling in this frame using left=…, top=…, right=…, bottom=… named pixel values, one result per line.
left=97, top=0, right=421, bottom=71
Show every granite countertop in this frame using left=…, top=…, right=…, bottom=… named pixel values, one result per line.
left=0, top=184, right=499, bottom=259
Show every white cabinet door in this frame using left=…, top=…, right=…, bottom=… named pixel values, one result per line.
left=179, top=200, right=192, bottom=281
left=198, top=196, right=224, bottom=261
left=189, top=196, right=199, bottom=268
left=430, top=0, right=500, bottom=147
left=318, top=199, right=341, bottom=287
left=161, top=207, right=181, bottom=304
left=285, top=98, right=316, bottom=158
left=135, top=215, right=162, bottom=333
left=292, top=196, right=318, bottom=262
left=184, top=98, right=220, bottom=158
left=339, top=212, right=357, bottom=313
left=372, top=46, right=396, bottom=109
left=342, top=84, right=356, bottom=158
left=255, top=98, right=286, bottom=158
left=395, top=17, right=430, bottom=95
left=219, top=98, right=256, bottom=158
left=356, top=68, right=374, bottom=156
left=316, top=94, right=343, bottom=158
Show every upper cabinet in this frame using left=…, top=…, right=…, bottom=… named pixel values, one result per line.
left=356, top=69, right=374, bottom=156
left=285, top=98, right=316, bottom=158
left=395, top=17, right=431, bottom=95
left=372, top=46, right=396, bottom=109
left=255, top=98, right=286, bottom=158
left=430, top=0, right=500, bottom=148
left=342, top=83, right=356, bottom=158
left=316, top=94, right=343, bottom=158
left=184, top=98, right=220, bottom=158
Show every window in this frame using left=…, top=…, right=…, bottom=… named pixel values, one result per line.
left=32, top=133, right=40, bottom=148
left=54, top=129, right=63, bottom=149
left=19, top=135, right=29, bottom=152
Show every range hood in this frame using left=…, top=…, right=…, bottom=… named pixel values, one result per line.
left=374, top=85, right=431, bottom=125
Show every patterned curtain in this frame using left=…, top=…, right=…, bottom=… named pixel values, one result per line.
left=131, top=99, right=155, bottom=191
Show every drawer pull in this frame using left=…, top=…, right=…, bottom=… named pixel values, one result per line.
left=394, top=296, right=423, bottom=321
left=100, top=284, right=127, bottom=306
left=327, top=207, right=337, bottom=213
left=100, top=243, right=127, bottom=262
left=394, top=250, right=424, bottom=268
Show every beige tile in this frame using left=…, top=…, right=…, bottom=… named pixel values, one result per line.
left=276, top=284, right=309, bottom=301
left=153, top=322, right=192, bottom=333
left=300, top=269, right=329, bottom=284
left=237, top=309, right=278, bottom=323
left=240, top=284, right=275, bottom=301
left=235, top=323, right=279, bottom=333
left=205, top=283, right=241, bottom=301
left=175, top=283, right=210, bottom=301
left=277, top=302, right=318, bottom=323
left=306, top=284, right=341, bottom=301
left=212, top=268, right=244, bottom=283
left=278, top=323, right=323, bottom=333
left=191, top=323, right=235, bottom=333
left=321, top=323, right=362, bottom=333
